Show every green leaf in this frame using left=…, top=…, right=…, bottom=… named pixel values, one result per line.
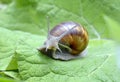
left=18, top=39, right=120, bottom=82
left=0, top=77, right=20, bottom=82
left=0, top=71, right=20, bottom=80
left=0, top=27, right=120, bottom=82
left=0, top=28, right=18, bottom=70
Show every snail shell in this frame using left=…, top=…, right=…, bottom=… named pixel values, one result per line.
left=38, top=21, right=89, bottom=60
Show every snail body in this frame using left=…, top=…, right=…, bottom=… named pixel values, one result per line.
left=38, top=21, right=89, bottom=60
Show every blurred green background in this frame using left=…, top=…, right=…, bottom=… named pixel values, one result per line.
left=0, top=0, right=119, bottom=39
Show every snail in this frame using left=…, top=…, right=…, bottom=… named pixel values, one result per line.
left=38, top=20, right=89, bottom=60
